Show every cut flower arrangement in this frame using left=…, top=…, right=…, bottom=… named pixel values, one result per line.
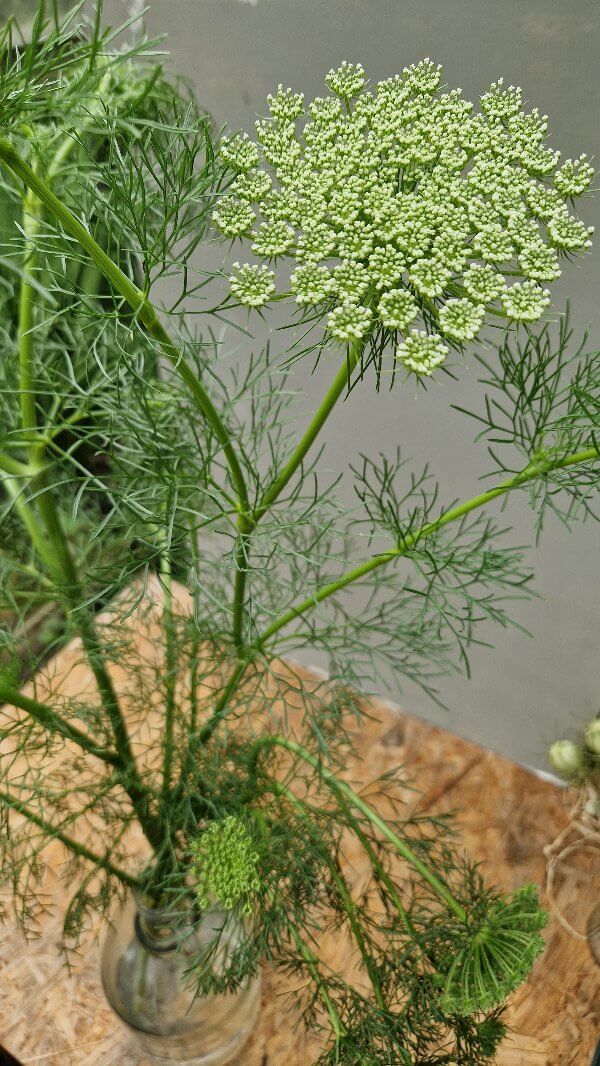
left=0, top=6, right=598, bottom=1064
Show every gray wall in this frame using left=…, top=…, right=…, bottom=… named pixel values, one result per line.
left=107, top=0, right=600, bottom=769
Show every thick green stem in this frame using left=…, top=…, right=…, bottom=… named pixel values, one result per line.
left=159, top=528, right=177, bottom=811
left=32, top=470, right=163, bottom=850
left=18, top=183, right=41, bottom=449
left=255, top=340, right=363, bottom=522
left=0, top=786, right=142, bottom=890
left=0, top=136, right=249, bottom=513
left=0, top=453, right=34, bottom=477
left=0, top=678, right=121, bottom=766
left=258, top=446, right=600, bottom=645
left=7, top=159, right=164, bottom=854
left=250, top=734, right=467, bottom=921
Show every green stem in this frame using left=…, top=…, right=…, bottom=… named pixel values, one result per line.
left=1, top=475, right=60, bottom=577
left=258, top=446, right=600, bottom=645
left=6, top=145, right=165, bottom=853
left=0, top=136, right=249, bottom=513
left=188, top=518, right=202, bottom=743
left=18, top=183, right=41, bottom=450
left=206, top=342, right=367, bottom=741
left=228, top=342, right=363, bottom=664
left=45, top=67, right=114, bottom=182
left=199, top=445, right=599, bottom=745
left=0, top=452, right=34, bottom=478
left=231, top=515, right=252, bottom=651
left=271, top=777, right=387, bottom=1011
left=254, top=341, right=363, bottom=522
left=197, top=658, right=248, bottom=745
left=31, top=473, right=163, bottom=848
left=329, top=861, right=387, bottom=1011
left=0, top=678, right=121, bottom=766
left=159, top=526, right=177, bottom=811
left=253, top=806, right=346, bottom=1039
left=0, top=786, right=142, bottom=890
left=250, top=735, right=467, bottom=921
left=288, top=920, right=346, bottom=1040
left=344, top=810, right=417, bottom=939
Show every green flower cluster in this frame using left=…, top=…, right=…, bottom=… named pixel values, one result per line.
left=440, top=884, right=548, bottom=1014
left=190, top=815, right=261, bottom=916
left=214, top=60, right=594, bottom=377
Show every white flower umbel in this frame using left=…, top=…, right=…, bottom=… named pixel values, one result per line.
left=290, top=263, right=335, bottom=305
left=554, top=154, right=594, bottom=198
left=501, top=280, right=550, bottom=321
left=214, top=60, right=593, bottom=376
left=396, top=330, right=448, bottom=376
left=328, top=302, right=373, bottom=340
left=438, top=298, right=485, bottom=342
left=230, top=262, right=276, bottom=306
left=377, top=289, right=419, bottom=331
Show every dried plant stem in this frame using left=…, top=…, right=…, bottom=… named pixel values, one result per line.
left=544, top=786, right=600, bottom=941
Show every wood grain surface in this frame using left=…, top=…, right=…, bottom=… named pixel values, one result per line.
left=0, top=579, right=598, bottom=1065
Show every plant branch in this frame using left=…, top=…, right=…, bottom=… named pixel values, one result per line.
left=257, top=446, right=600, bottom=645
left=197, top=658, right=248, bottom=745
left=0, top=453, right=35, bottom=478
left=1, top=474, right=60, bottom=577
left=199, top=445, right=598, bottom=745
left=229, top=341, right=364, bottom=655
left=18, top=182, right=41, bottom=451
left=269, top=777, right=388, bottom=1011
left=2, top=141, right=167, bottom=854
left=254, top=340, right=363, bottom=522
left=29, top=470, right=163, bottom=846
left=231, top=514, right=252, bottom=651
left=329, top=860, right=387, bottom=1011
left=0, top=136, right=250, bottom=513
left=288, top=919, right=346, bottom=1040
left=159, top=521, right=177, bottom=813
left=0, top=785, right=142, bottom=890
left=250, top=734, right=467, bottom=920
left=0, top=677, right=122, bottom=766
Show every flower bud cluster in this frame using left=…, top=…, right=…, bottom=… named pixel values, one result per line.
left=548, top=717, right=600, bottom=784
left=190, top=815, right=261, bottom=916
left=214, top=61, right=593, bottom=377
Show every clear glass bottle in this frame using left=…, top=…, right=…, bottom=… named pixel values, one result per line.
left=100, top=892, right=261, bottom=1065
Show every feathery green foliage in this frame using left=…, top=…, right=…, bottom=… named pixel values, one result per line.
left=0, top=6, right=597, bottom=1063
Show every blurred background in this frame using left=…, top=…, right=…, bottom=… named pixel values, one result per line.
left=19, top=0, right=600, bottom=769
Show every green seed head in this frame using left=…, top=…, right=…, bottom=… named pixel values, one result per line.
left=190, top=815, right=261, bottom=916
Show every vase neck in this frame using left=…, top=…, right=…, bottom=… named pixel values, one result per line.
left=134, top=894, right=190, bottom=953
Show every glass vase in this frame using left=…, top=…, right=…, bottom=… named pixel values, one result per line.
left=100, top=892, right=261, bottom=1065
